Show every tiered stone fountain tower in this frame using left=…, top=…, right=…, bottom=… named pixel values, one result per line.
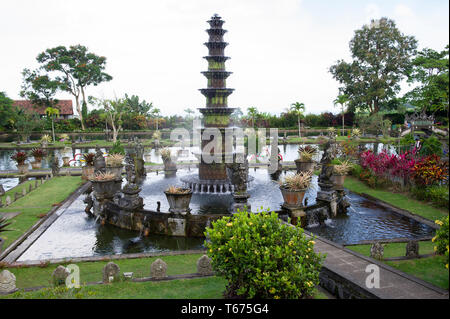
left=198, top=14, right=235, bottom=181
left=182, top=14, right=253, bottom=196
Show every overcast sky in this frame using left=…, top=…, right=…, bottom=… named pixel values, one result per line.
left=1, top=0, right=448, bottom=117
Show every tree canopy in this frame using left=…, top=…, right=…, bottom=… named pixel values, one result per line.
left=404, top=45, right=449, bottom=114
left=329, top=17, right=417, bottom=114
left=35, top=45, right=112, bottom=129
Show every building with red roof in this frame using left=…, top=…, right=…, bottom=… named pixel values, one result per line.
left=12, top=100, right=75, bottom=119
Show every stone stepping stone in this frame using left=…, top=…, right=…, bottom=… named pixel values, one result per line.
left=102, top=262, right=120, bottom=283
left=0, top=212, right=22, bottom=219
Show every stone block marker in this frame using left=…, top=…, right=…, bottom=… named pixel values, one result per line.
left=0, top=197, right=2, bottom=208
left=102, top=262, right=121, bottom=283
left=5, top=196, right=11, bottom=206
left=406, top=240, right=419, bottom=258
left=370, top=242, right=384, bottom=260
left=29, top=184, right=33, bottom=192
left=22, top=188, right=27, bottom=196
left=14, top=192, right=20, bottom=201
left=35, top=180, right=39, bottom=188
left=150, top=258, right=167, bottom=279
left=197, top=255, right=213, bottom=275
left=0, top=270, right=16, bottom=294
left=52, top=265, right=70, bottom=286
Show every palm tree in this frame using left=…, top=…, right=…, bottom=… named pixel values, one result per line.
left=152, top=108, right=161, bottom=130
left=45, top=107, right=59, bottom=143
left=247, top=107, right=258, bottom=128
left=333, top=94, right=349, bottom=137
left=290, top=102, right=305, bottom=138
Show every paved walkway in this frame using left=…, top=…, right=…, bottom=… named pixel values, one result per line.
left=305, top=231, right=449, bottom=299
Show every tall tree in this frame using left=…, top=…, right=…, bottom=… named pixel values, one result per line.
left=125, top=93, right=153, bottom=115
left=151, top=108, right=161, bottom=130
left=36, top=45, right=112, bottom=130
left=404, top=45, right=449, bottom=115
left=290, top=102, right=305, bottom=138
left=20, top=68, right=61, bottom=141
left=91, top=97, right=128, bottom=143
left=247, top=107, right=258, bottom=128
left=329, top=17, right=417, bottom=114
left=333, top=94, right=349, bottom=137
left=0, top=92, right=16, bottom=130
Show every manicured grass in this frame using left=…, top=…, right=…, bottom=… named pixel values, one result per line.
left=386, top=256, right=449, bottom=290
left=2, top=253, right=205, bottom=288
left=344, top=176, right=448, bottom=221
left=2, top=276, right=228, bottom=299
left=346, top=241, right=449, bottom=290
left=0, top=176, right=84, bottom=249
left=1, top=277, right=328, bottom=299
left=346, top=241, right=436, bottom=258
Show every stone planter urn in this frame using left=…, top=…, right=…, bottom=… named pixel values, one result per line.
left=331, top=174, right=346, bottom=189
left=164, top=189, right=192, bottom=214
left=62, top=156, right=71, bottom=167
left=91, top=179, right=119, bottom=200
left=294, top=159, right=315, bottom=173
left=280, top=186, right=306, bottom=207
left=82, top=165, right=95, bottom=181
left=41, top=141, right=48, bottom=148
left=163, top=161, right=177, bottom=176
left=17, top=163, right=28, bottom=175
left=106, top=165, right=123, bottom=181
left=30, top=161, right=42, bottom=170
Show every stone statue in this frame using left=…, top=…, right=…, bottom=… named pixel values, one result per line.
left=51, top=153, right=60, bottom=176
left=94, top=146, right=106, bottom=174
left=318, top=140, right=334, bottom=190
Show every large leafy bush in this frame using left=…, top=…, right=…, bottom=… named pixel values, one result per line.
left=419, top=136, right=443, bottom=157
left=432, top=216, right=449, bottom=269
left=412, top=154, right=448, bottom=186
left=205, top=209, right=324, bottom=299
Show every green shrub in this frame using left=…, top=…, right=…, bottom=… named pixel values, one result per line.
left=351, top=164, right=363, bottom=177
left=432, top=216, right=449, bottom=269
left=400, top=133, right=415, bottom=146
left=419, top=136, right=443, bottom=157
left=109, top=141, right=125, bottom=155
left=411, top=185, right=449, bottom=209
left=205, top=208, right=324, bottom=299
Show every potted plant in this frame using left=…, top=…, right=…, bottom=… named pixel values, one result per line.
left=161, top=148, right=177, bottom=174
left=62, top=156, right=71, bottom=167
left=351, top=128, right=361, bottom=141
left=0, top=216, right=12, bottom=254
left=81, top=153, right=95, bottom=180
left=279, top=171, right=312, bottom=207
left=40, top=134, right=52, bottom=148
left=11, top=151, right=28, bottom=174
left=153, top=130, right=161, bottom=148
left=331, top=159, right=353, bottom=189
left=30, top=148, right=47, bottom=169
left=164, top=185, right=192, bottom=214
left=90, top=172, right=119, bottom=199
left=106, top=154, right=124, bottom=181
left=295, top=145, right=317, bottom=173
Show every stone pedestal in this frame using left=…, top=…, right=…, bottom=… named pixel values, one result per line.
left=281, top=203, right=306, bottom=227
left=316, top=190, right=338, bottom=217
left=231, top=194, right=251, bottom=214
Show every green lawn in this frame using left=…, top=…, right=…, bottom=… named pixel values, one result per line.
left=385, top=256, right=449, bottom=290
left=1, top=251, right=329, bottom=299
left=344, top=176, right=448, bottom=221
left=0, top=176, right=84, bottom=249
left=2, top=253, right=205, bottom=288
left=347, top=242, right=449, bottom=290
left=347, top=241, right=436, bottom=258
